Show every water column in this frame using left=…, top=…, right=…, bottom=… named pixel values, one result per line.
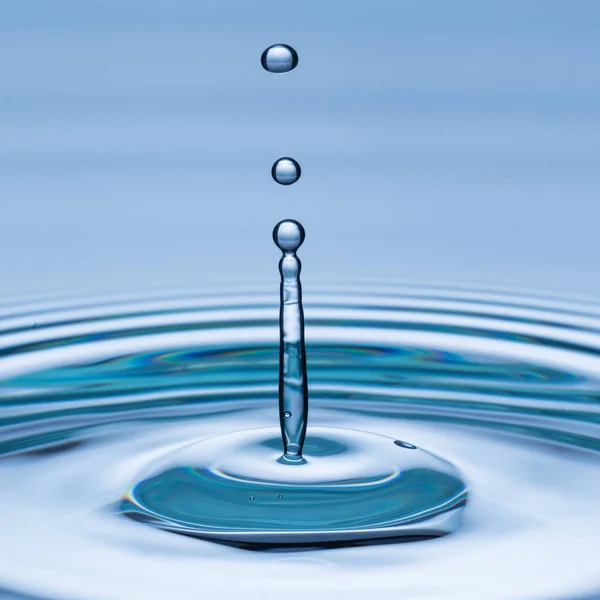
left=118, top=41, right=468, bottom=550
left=273, top=220, right=308, bottom=462
left=262, top=43, right=307, bottom=462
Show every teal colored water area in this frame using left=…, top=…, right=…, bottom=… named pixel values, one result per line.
left=0, top=286, right=600, bottom=598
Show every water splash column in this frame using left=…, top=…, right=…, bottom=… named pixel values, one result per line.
left=273, top=220, right=308, bottom=463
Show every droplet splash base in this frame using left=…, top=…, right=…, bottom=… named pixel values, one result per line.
left=121, top=426, right=467, bottom=548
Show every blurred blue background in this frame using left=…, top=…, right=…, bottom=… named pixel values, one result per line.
left=1, top=1, right=599, bottom=297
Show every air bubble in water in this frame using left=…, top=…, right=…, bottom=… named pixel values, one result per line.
left=261, top=44, right=298, bottom=73
left=284, top=411, right=292, bottom=418
left=272, top=158, right=301, bottom=186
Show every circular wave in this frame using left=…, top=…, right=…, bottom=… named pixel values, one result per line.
left=0, top=283, right=599, bottom=599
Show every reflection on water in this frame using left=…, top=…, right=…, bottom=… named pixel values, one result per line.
left=0, top=284, right=599, bottom=599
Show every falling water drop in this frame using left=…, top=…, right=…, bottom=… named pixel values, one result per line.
left=261, top=44, right=298, bottom=73
left=272, top=157, right=301, bottom=186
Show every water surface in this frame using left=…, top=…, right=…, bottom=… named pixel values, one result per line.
left=0, top=284, right=599, bottom=599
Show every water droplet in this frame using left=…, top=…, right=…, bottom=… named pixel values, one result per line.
left=250, top=496, right=255, bottom=501
left=273, top=220, right=305, bottom=253
left=261, top=44, right=298, bottom=73
left=394, top=440, right=417, bottom=450
left=284, top=411, right=292, bottom=418
left=272, top=157, right=301, bottom=186
left=278, top=494, right=283, bottom=499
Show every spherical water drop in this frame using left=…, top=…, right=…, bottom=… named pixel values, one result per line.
left=284, top=411, right=292, bottom=418
left=261, top=44, right=298, bottom=73
left=273, top=220, right=305, bottom=253
left=250, top=496, right=255, bottom=501
left=272, top=157, right=301, bottom=186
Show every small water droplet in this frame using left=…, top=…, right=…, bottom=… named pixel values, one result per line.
left=284, top=411, right=292, bottom=418
left=278, top=494, right=283, bottom=499
left=250, top=496, right=255, bottom=501
left=394, top=440, right=417, bottom=450
left=272, top=157, right=301, bottom=186
left=261, top=44, right=298, bottom=73
left=273, top=220, right=305, bottom=253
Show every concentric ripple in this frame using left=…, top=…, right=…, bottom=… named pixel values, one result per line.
left=122, top=426, right=467, bottom=545
left=0, top=283, right=600, bottom=599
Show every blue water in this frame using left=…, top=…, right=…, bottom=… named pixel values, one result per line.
left=0, top=285, right=599, bottom=599
left=1, top=2, right=600, bottom=599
